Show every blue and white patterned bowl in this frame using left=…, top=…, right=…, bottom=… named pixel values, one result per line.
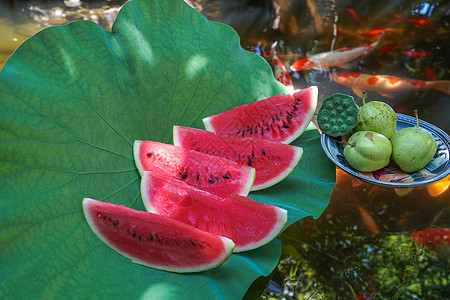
left=320, top=113, right=450, bottom=187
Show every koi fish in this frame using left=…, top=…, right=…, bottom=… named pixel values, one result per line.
left=360, top=28, right=394, bottom=36
left=391, top=16, right=434, bottom=27
left=330, top=71, right=450, bottom=98
left=357, top=205, right=379, bottom=235
left=424, top=67, right=437, bottom=81
left=346, top=8, right=363, bottom=25
left=427, top=175, right=450, bottom=197
left=402, top=47, right=437, bottom=58
left=258, top=42, right=294, bottom=92
left=290, top=31, right=385, bottom=71
left=270, top=42, right=294, bottom=93
left=376, top=42, right=398, bottom=56
left=411, top=228, right=450, bottom=252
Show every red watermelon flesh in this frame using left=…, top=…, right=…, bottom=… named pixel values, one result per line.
left=133, top=140, right=255, bottom=197
left=82, top=198, right=235, bottom=273
left=141, top=172, right=288, bottom=252
left=173, top=126, right=303, bottom=190
left=202, top=86, right=318, bottom=144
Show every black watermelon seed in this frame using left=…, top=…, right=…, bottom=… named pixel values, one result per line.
left=241, top=131, right=245, bottom=137
left=196, top=174, right=200, bottom=181
left=275, top=115, right=279, bottom=120
left=261, top=128, right=264, bottom=135
left=248, top=158, right=252, bottom=166
left=132, top=231, right=136, bottom=238
left=179, top=171, right=182, bottom=175
left=266, top=126, right=270, bottom=131
left=288, top=114, right=292, bottom=119
left=150, top=234, right=154, bottom=241
left=113, top=220, right=119, bottom=226
left=293, top=105, right=297, bottom=111
left=237, top=130, right=240, bottom=134
left=215, top=175, right=219, bottom=181
left=262, top=150, right=266, bottom=156
left=223, top=174, right=230, bottom=179
left=181, top=173, right=187, bottom=179
left=255, top=128, right=257, bottom=134
left=175, top=241, right=179, bottom=245
left=191, top=240, right=196, bottom=246
left=200, top=245, right=204, bottom=248
left=249, top=128, right=253, bottom=134
left=208, top=178, right=214, bottom=183
left=272, top=117, right=275, bottom=122
left=147, top=153, right=153, bottom=157
left=283, top=124, right=289, bottom=128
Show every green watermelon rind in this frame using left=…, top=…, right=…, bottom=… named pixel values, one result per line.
left=140, top=172, right=288, bottom=252
left=172, top=126, right=304, bottom=191
left=82, top=198, right=235, bottom=273
left=202, top=86, right=318, bottom=144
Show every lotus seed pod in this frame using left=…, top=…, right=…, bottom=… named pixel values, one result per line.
left=317, top=93, right=359, bottom=137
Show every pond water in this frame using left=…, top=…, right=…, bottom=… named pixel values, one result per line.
left=1, top=0, right=449, bottom=299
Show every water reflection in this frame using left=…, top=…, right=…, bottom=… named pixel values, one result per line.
left=1, top=0, right=449, bottom=299
left=0, top=0, right=126, bottom=68
left=265, top=171, right=450, bottom=299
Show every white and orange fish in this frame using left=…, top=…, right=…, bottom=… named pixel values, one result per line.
left=270, top=42, right=294, bottom=93
left=330, top=71, right=450, bottom=98
left=290, top=31, right=385, bottom=71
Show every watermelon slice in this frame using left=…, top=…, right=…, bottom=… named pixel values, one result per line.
left=133, top=140, right=255, bottom=197
left=202, top=86, right=318, bottom=144
left=82, top=198, right=235, bottom=273
left=141, top=172, right=288, bottom=252
left=173, top=126, right=303, bottom=190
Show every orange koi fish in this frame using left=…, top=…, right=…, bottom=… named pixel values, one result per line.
left=290, top=31, right=385, bottom=71
left=391, top=16, right=434, bottom=27
left=357, top=205, right=379, bottom=235
left=402, top=47, right=437, bottom=58
left=346, top=8, right=363, bottom=25
left=424, top=67, right=437, bottom=81
left=376, top=42, right=397, bottom=56
left=330, top=71, right=450, bottom=98
left=427, top=175, right=450, bottom=197
left=411, top=228, right=450, bottom=252
left=360, top=28, right=394, bottom=36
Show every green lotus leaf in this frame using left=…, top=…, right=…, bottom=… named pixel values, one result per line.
left=0, top=0, right=335, bottom=299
